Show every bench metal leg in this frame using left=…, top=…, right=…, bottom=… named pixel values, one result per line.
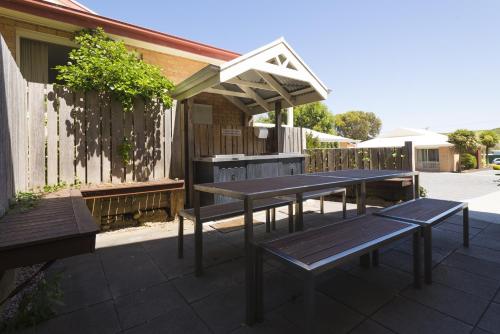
left=288, top=203, right=294, bottom=233
left=423, top=226, right=432, bottom=284
left=271, top=208, right=276, bottom=230
left=244, top=198, right=256, bottom=325
left=178, top=216, right=184, bottom=259
left=320, top=196, right=324, bottom=214
left=372, top=249, right=379, bottom=267
left=295, top=193, right=304, bottom=231
left=342, top=190, right=347, bottom=219
left=304, top=276, right=315, bottom=334
left=414, top=174, right=420, bottom=200
left=194, top=191, right=203, bottom=277
left=413, top=231, right=422, bottom=289
left=265, top=209, right=271, bottom=233
left=360, top=253, right=371, bottom=268
left=255, top=246, right=264, bottom=323
left=463, top=206, right=469, bottom=247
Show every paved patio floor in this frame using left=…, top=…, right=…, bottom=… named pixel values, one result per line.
left=19, top=200, right=500, bottom=334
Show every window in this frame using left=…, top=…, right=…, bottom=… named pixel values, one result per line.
left=418, top=149, right=439, bottom=162
left=20, top=38, right=73, bottom=84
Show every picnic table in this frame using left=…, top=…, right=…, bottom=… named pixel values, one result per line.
left=193, top=169, right=418, bottom=324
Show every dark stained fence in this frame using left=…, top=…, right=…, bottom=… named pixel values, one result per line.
left=305, top=142, right=414, bottom=173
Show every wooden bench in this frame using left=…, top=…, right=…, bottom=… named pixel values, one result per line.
left=375, top=198, right=468, bottom=284
left=252, top=215, right=420, bottom=333
left=284, top=188, right=347, bottom=217
left=177, top=197, right=294, bottom=258
left=0, top=190, right=98, bottom=273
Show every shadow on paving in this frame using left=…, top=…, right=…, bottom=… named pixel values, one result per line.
left=18, top=207, right=500, bottom=334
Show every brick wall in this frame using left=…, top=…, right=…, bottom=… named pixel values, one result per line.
left=194, top=92, right=245, bottom=126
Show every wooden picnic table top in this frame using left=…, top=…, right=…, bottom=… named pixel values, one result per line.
left=80, top=179, right=184, bottom=199
left=0, top=189, right=98, bottom=271
left=375, top=198, right=466, bottom=225
left=260, top=215, right=417, bottom=271
left=194, top=169, right=416, bottom=200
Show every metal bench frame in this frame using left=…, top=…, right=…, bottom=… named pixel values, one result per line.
left=375, top=198, right=469, bottom=284
left=252, top=215, right=421, bottom=333
left=177, top=198, right=294, bottom=258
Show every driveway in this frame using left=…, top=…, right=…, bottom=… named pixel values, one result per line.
left=420, top=169, right=500, bottom=222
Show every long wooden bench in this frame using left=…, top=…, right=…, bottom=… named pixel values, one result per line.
left=252, top=215, right=420, bottom=333
left=177, top=197, right=294, bottom=258
left=375, top=198, right=468, bottom=284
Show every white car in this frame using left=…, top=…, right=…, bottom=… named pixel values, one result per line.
left=493, top=158, right=500, bottom=165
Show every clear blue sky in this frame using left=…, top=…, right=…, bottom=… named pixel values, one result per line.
left=81, top=0, right=500, bottom=133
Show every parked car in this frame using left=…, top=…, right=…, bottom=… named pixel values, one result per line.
left=493, top=158, right=500, bottom=165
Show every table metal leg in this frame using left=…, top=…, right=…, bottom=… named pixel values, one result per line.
left=255, top=246, right=264, bottom=323
left=413, top=231, right=422, bottom=289
left=357, top=182, right=369, bottom=267
left=423, top=226, right=432, bottom=284
left=178, top=216, right=184, bottom=259
left=414, top=174, right=420, bottom=199
left=295, top=193, right=304, bottom=231
left=288, top=203, right=294, bottom=233
left=372, top=249, right=379, bottom=267
left=271, top=208, right=276, bottom=230
left=463, top=206, right=469, bottom=247
left=244, top=197, right=256, bottom=325
left=265, top=209, right=270, bottom=233
left=194, top=190, right=203, bottom=277
left=304, top=276, right=315, bottom=334
left=342, top=190, right=347, bottom=219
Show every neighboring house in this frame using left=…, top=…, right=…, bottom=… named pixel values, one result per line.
left=357, top=128, right=458, bottom=172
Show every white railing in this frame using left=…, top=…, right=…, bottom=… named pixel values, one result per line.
left=416, top=161, right=440, bottom=171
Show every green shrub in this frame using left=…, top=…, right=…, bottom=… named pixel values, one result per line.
left=56, top=28, right=174, bottom=111
left=460, top=153, right=477, bottom=170
left=493, top=164, right=500, bottom=171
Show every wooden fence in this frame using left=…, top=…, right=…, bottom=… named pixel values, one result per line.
left=0, top=35, right=28, bottom=215
left=305, top=142, right=414, bottom=173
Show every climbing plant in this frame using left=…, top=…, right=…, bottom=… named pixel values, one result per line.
left=56, top=27, right=174, bottom=112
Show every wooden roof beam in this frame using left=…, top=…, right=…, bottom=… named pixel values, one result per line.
left=256, top=71, right=295, bottom=107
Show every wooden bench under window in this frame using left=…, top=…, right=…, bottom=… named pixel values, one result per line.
left=252, top=215, right=420, bottom=333
left=375, top=198, right=468, bottom=284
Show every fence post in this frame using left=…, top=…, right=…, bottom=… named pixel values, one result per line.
left=404, top=141, right=415, bottom=171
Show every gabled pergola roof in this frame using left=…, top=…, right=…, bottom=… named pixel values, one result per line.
left=172, top=38, right=330, bottom=115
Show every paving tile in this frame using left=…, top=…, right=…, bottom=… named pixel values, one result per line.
left=432, top=264, right=500, bottom=300
left=230, top=311, right=300, bottom=334
left=480, top=224, right=500, bottom=240
left=402, top=282, right=490, bottom=325
left=100, top=248, right=167, bottom=298
left=55, top=278, right=112, bottom=315
left=349, top=319, right=393, bottom=334
left=173, top=259, right=245, bottom=303
left=495, top=290, right=500, bottom=303
left=318, top=271, right=396, bottom=316
left=191, top=284, right=247, bottom=333
left=348, top=264, right=414, bottom=293
left=444, top=215, right=489, bottom=230
left=114, top=282, right=189, bottom=330
left=372, top=296, right=472, bottom=334
left=442, top=252, right=500, bottom=280
left=277, top=292, right=363, bottom=334
left=34, top=300, right=121, bottom=334
left=472, top=328, right=496, bottom=334
left=122, top=305, right=211, bottom=334
left=477, top=302, right=500, bottom=334
left=436, top=223, right=482, bottom=238
left=471, top=235, right=500, bottom=251
left=457, top=246, right=500, bottom=265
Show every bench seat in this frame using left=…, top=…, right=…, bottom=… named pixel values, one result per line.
left=375, top=198, right=468, bottom=283
left=253, top=215, right=420, bottom=332
left=177, top=197, right=294, bottom=258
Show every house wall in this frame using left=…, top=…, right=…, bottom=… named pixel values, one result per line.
left=0, top=15, right=246, bottom=127
left=438, top=146, right=458, bottom=172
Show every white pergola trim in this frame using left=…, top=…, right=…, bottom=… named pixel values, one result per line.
left=171, top=38, right=330, bottom=115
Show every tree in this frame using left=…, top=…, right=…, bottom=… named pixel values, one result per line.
left=479, top=130, right=499, bottom=156
left=448, top=129, right=479, bottom=172
left=448, top=129, right=478, bottom=154
left=256, top=102, right=335, bottom=134
left=334, top=111, right=382, bottom=141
